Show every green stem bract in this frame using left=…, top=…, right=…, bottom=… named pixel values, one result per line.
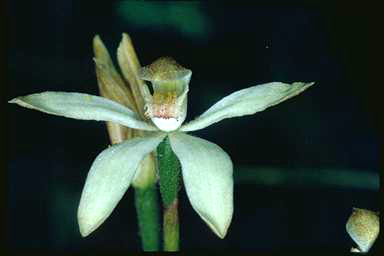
left=134, top=184, right=160, bottom=251
left=157, top=137, right=181, bottom=208
left=157, top=136, right=181, bottom=251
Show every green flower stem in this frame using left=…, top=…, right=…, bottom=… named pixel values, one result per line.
left=134, top=184, right=160, bottom=251
left=157, top=136, right=181, bottom=251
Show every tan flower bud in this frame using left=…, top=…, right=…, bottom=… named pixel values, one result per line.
left=346, top=208, right=379, bottom=253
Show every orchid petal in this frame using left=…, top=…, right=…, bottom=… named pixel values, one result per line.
left=9, top=92, right=157, bottom=131
left=93, top=35, right=137, bottom=111
left=180, top=82, right=314, bottom=132
left=78, top=133, right=166, bottom=236
left=169, top=132, right=233, bottom=238
left=117, top=33, right=149, bottom=117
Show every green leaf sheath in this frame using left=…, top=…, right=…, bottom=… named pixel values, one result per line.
left=134, top=184, right=160, bottom=251
left=157, top=136, right=181, bottom=251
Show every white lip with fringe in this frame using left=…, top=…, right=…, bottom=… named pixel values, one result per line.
left=152, top=117, right=182, bottom=132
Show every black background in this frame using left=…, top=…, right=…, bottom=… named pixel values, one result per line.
left=6, top=1, right=380, bottom=252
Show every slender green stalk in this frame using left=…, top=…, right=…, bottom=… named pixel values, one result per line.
left=134, top=184, right=160, bottom=251
left=163, top=199, right=179, bottom=251
left=157, top=137, right=181, bottom=251
left=234, top=166, right=380, bottom=190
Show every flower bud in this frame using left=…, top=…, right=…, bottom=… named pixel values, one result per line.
left=346, top=208, right=379, bottom=253
left=139, top=57, right=191, bottom=131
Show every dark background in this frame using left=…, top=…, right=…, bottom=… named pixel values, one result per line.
left=6, top=1, right=380, bottom=252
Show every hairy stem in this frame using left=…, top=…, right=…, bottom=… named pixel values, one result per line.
left=157, top=137, right=181, bottom=251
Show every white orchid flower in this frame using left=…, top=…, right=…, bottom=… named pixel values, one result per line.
left=9, top=54, right=314, bottom=239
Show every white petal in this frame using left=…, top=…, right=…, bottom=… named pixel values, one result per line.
left=169, top=132, right=233, bottom=238
left=77, top=133, right=165, bottom=236
left=180, top=82, right=315, bottom=132
left=8, top=92, right=157, bottom=131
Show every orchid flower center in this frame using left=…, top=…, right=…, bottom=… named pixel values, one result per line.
left=139, top=57, right=191, bottom=132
